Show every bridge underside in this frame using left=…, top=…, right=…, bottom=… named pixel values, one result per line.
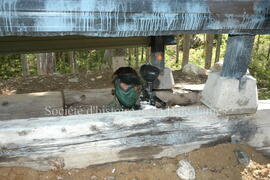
left=0, top=0, right=269, bottom=53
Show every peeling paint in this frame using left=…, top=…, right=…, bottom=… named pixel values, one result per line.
left=221, top=35, right=255, bottom=79
left=0, top=0, right=269, bottom=37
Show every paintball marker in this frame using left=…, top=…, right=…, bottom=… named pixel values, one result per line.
left=139, top=64, right=167, bottom=107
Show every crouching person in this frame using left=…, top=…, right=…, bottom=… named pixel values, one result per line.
left=103, top=67, right=142, bottom=112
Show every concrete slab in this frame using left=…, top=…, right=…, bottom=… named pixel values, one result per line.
left=201, top=72, right=258, bottom=115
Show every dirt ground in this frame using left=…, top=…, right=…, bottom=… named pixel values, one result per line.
left=0, top=144, right=269, bottom=180
left=0, top=70, right=207, bottom=95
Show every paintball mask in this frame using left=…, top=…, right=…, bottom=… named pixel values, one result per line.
left=114, top=73, right=141, bottom=109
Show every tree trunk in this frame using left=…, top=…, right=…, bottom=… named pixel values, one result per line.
left=68, top=51, right=77, bottom=73
left=146, top=47, right=150, bottom=63
left=103, top=49, right=112, bottom=69
left=37, top=53, right=55, bottom=75
left=135, top=47, right=139, bottom=68
left=112, top=48, right=127, bottom=72
left=215, top=34, right=222, bottom=63
left=20, top=54, right=29, bottom=76
left=205, top=34, right=214, bottom=69
left=141, top=47, right=144, bottom=63
left=128, top=48, right=132, bottom=66
left=267, top=44, right=270, bottom=61
left=266, top=44, right=270, bottom=69
left=182, top=34, right=191, bottom=69
left=255, top=35, right=261, bottom=54
left=176, top=35, right=180, bottom=64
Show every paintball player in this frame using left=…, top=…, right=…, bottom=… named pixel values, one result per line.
left=104, top=67, right=142, bottom=111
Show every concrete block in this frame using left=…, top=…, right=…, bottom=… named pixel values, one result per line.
left=201, top=72, right=258, bottom=115
left=155, top=67, right=175, bottom=89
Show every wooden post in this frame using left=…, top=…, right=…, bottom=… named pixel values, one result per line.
left=151, top=36, right=165, bottom=72
left=221, top=35, right=255, bottom=79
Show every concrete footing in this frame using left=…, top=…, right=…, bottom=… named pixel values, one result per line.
left=201, top=72, right=258, bottom=115
left=155, top=67, right=175, bottom=89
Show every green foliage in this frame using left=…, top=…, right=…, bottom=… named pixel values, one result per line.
left=0, top=54, right=22, bottom=80
left=249, top=35, right=270, bottom=99
left=0, top=34, right=269, bottom=100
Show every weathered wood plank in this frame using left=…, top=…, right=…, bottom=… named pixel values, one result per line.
left=221, top=35, right=255, bottom=79
left=64, top=88, right=113, bottom=108
left=0, top=36, right=150, bottom=54
left=0, top=101, right=269, bottom=171
left=156, top=90, right=200, bottom=106
left=0, top=88, right=202, bottom=120
left=1, top=0, right=269, bottom=38
left=0, top=91, right=63, bottom=120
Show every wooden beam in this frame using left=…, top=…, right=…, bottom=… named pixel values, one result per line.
left=0, top=88, right=201, bottom=120
left=0, top=36, right=150, bottom=54
left=221, top=35, right=255, bottom=79
left=0, top=92, right=63, bottom=120
left=0, top=101, right=269, bottom=171
left=151, top=36, right=165, bottom=71
left=0, top=1, right=269, bottom=38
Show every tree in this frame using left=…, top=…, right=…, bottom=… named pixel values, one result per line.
left=215, top=34, right=222, bottom=63
left=128, top=48, right=132, bottom=66
left=37, top=53, right=55, bottom=75
left=135, top=47, right=139, bottom=68
left=112, top=48, right=126, bottom=72
left=103, top=49, right=112, bottom=69
left=146, top=47, right=150, bottom=63
left=20, top=54, right=29, bottom=76
left=175, top=35, right=181, bottom=64
left=267, top=44, right=270, bottom=61
left=141, top=47, right=144, bottom=63
left=205, top=34, right=214, bottom=69
left=255, top=35, right=261, bottom=54
left=68, top=51, right=77, bottom=73
left=182, top=34, right=191, bottom=69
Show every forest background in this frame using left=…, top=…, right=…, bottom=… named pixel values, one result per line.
left=0, top=34, right=269, bottom=99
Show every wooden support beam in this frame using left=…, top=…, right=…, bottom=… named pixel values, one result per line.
left=221, top=35, right=255, bottom=79
left=0, top=1, right=269, bottom=38
left=0, top=36, right=150, bottom=54
left=0, top=92, right=63, bottom=120
left=0, top=101, right=269, bottom=171
left=151, top=36, right=165, bottom=71
left=0, top=88, right=200, bottom=120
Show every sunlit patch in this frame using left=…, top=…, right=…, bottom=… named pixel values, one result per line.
left=241, top=160, right=270, bottom=180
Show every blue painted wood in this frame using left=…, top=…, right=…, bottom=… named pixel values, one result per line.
left=0, top=0, right=269, bottom=37
left=221, top=35, right=255, bottom=79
